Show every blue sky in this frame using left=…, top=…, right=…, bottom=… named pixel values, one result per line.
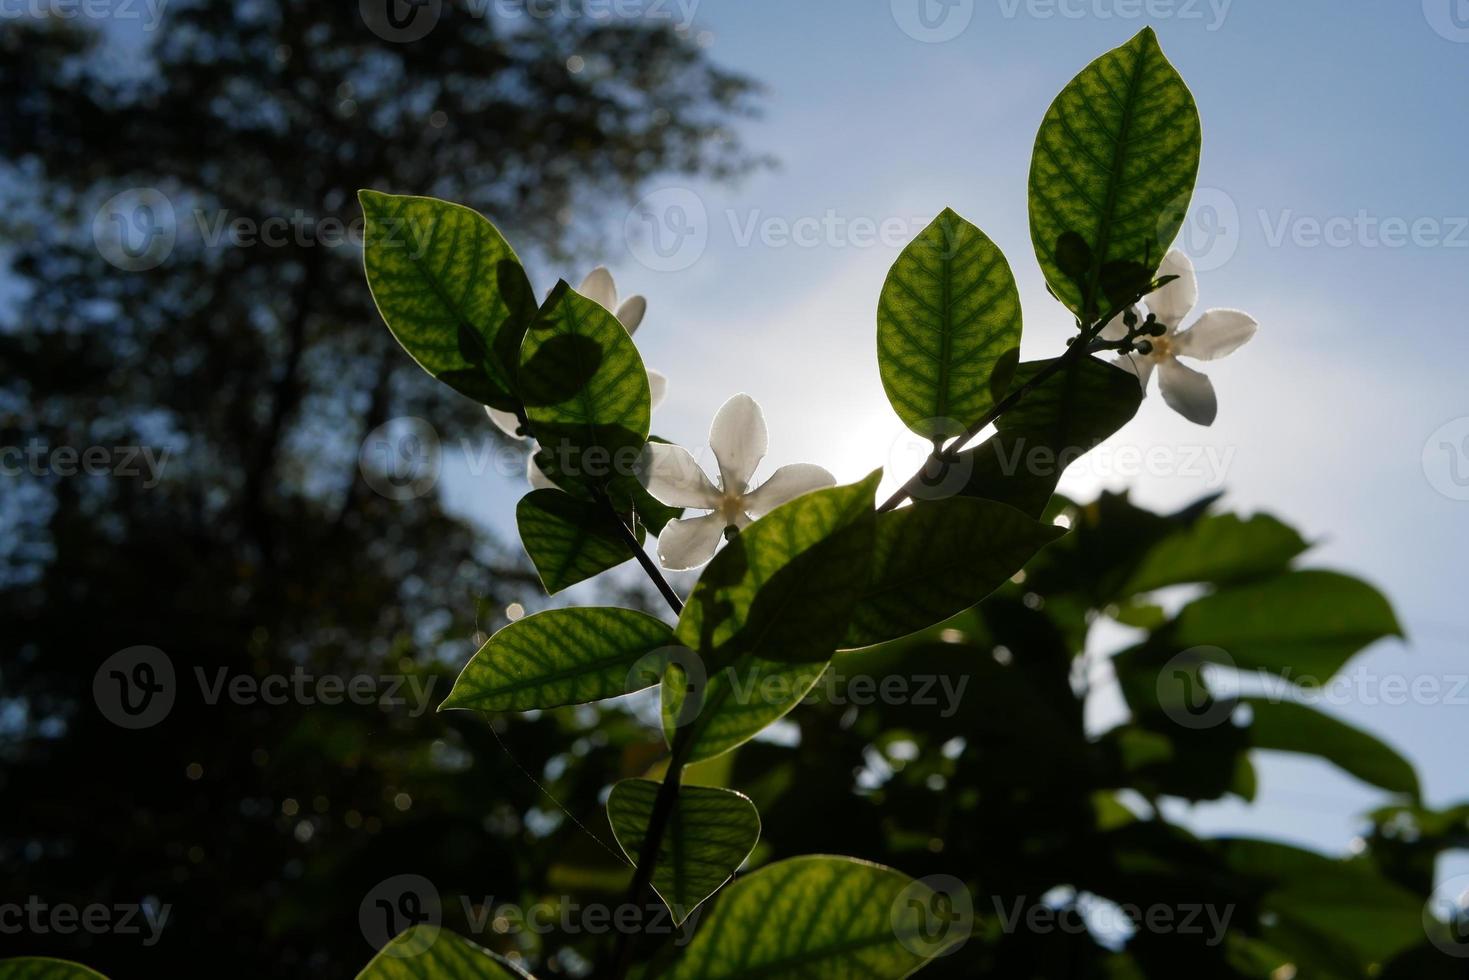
left=443, top=1, right=1469, bottom=864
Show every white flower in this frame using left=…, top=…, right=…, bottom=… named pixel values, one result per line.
left=1103, top=250, right=1258, bottom=426
left=639, top=394, right=836, bottom=571
left=487, top=266, right=667, bottom=440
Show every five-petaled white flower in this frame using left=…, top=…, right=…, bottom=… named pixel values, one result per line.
left=487, top=267, right=667, bottom=489
left=639, top=394, right=835, bottom=571
left=1102, top=250, right=1258, bottom=426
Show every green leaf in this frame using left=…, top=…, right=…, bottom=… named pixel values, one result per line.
left=606, top=778, right=760, bottom=925
left=517, top=489, right=640, bottom=595
left=519, top=281, right=650, bottom=492
left=1246, top=698, right=1419, bottom=797
left=844, top=496, right=1065, bottom=648
left=1029, top=28, right=1202, bottom=324
left=360, top=191, right=535, bottom=409
left=356, top=927, right=531, bottom=979
left=662, top=657, right=829, bottom=767
left=658, top=855, right=953, bottom=978
left=1173, top=570, right=1403, bottom=682
left=877, top=208, right=1022, bottom=438
left=0, top=959, right=109, bottom=980
left=1123, top=513, right=1310, bottom=595
left=441, top=607, right=675, bottom=712
left=942, top=356, right=1140, bottom=517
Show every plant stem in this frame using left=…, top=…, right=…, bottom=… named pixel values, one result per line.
left=597, top=492, right=684, bottom=616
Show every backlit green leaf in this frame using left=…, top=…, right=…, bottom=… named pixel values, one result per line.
left=360, top=191, right=535, bottom=409
left=878, top=208, right=1021, bottom=438
left=607, top=778, right=760, bottom=925
left=845, top=496, right=1065, bottom=648
left=517, top=490, right=640, bottom=595
left=658, top=855, right=952, bottom=979
left=0, top=959, right=109, bottom=980
left=1029, top=28, right=1201, bottom=324
left=519, top=281, right=650, bottom=492
left=1123, top=513, right=1309, bottom=595
left=1173, top=570, right=1403, bottom=682
left=1246, top=698, right=1419, bottom=797
left=356, top=927, right=530, bottom=979
left=441, top=607, right=675, bottom=712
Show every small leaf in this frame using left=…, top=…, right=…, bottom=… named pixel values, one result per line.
left=878, top=208, right=1021, bottom=438
left=666, top=473, right=881, bottom=764
left=441, top=608, right=675, bottom=713
left=938, top=356, right=1140, bottom=517
left=356, top=927, right=531, bottom=979
left=1029, top=28, right=1202, bottom=323
left=606, top=778, right=760, bottom=925
left=519, top=281, right=650, bottom=493
left=360, top=191, right=535, bottom=409
left=1123, top=513, right=1310, bottom=595
left=845, top=496, right=1065, bottom=648
left=658, top=855, right=955, bottom=978
left=1173, top=570, right=1403, bottom=682
left=1246, top=698, right=1419, bottom=798
left=517, top=489, right=640, bottom=595
left=0, top=959, right=110, bottom=979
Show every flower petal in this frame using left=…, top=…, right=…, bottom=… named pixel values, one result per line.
left=616, top=295, right=647, bottom=335
left=657, top=513, right=727, bottom=571
left=578, top=266, right=617, bottom=311
left=1149, top=250, right=1198, bottom=327
left=1100, top=306, right=1137, bottom=342
left=527, top=454, right=558, bottom=491
left=1114, top=353, right=1156, bottom=392
left=1158, top=357, right=1218, bottom=426
left=647, top=369, right=668, bottom=410
left=1173, top=309, right=1258, bottom=361
left=708, top=393, right=768, bottom=494
left=638, top=442, right=721, bottom=509
left=486, top=405, right=526, bottom=440
left=742, top=463, right=836, bottom=520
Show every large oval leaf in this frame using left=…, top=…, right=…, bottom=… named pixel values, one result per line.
left=666, top=472, right=881, bottom=763
left=0, top=960, right=109, bottom=979
left=1245, top=698, right=1419, bottom=798
left=519, top=281, right=651, bottom=492
left=877, top=208, right=1021, bottom=438
left=1029, top=28, right=1201, bottom=324
left=356, top=927, right=530, bottom=979
left=845, top=496, right=1065, bottom=648
left=441, top=607, right=675, bottom=713
left=360, top=191, right=535, bottom=409
left=517, top=489, right=640, bottom=596
left=658, top=855, right=953, bottom=979
left=607, top=778, right=760, bottom=925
